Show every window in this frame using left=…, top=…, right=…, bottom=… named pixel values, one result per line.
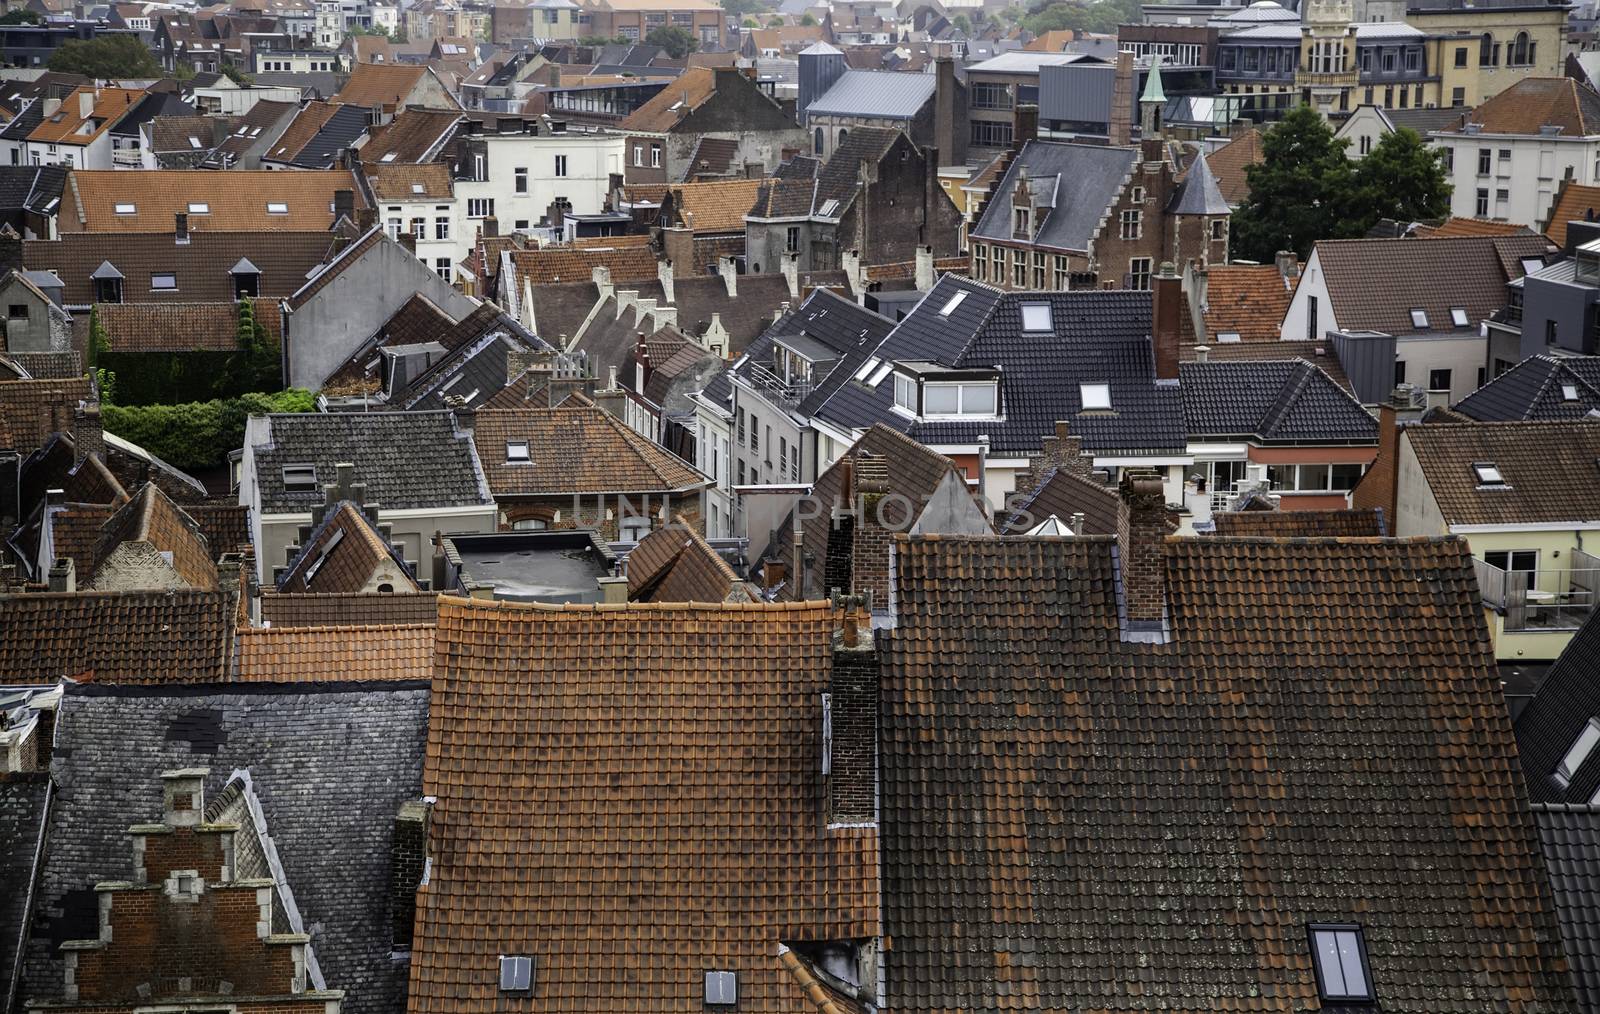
left=1451, top=87, right=1466, bottom=107
left=634, top=144, right=644, bottom=166
left=1480, top=32, right=1496, bottom=66
left=1409, top=308, right=1428, bottom=329
left=1547, top=319, right=1559, bottom=344
left=435, top=258, right=452, bottom=282
left=1054, top=255, right=1069, bottom=290
left=1428, top=368, right=1451, bottom=392
left=750, top=418, right=759, bottom=453
left=1033, top=252, right=1046, bottom=289
left=6, top=304, right=26, bottom=319
left=114, top=202, right=136, bottom=214
left=1014, top=207, right=1030, bottom=236
left=1445, top=306, right=1469, bottom=328
left=1485, top=549, right=1538, bottom=590
left=1310, top=926, right=1373, bottom=1004
left=737, top=407, right=745, bottom=445
left=1472, top=461, right=1504, bottom=485
left=1218, top=331, right=1242, bottom=343
left=500, top=955, right=534, bottom=993
left=1477, top=148, right=1491, bottom=176
left=893, top=372, right=916, bottom=413
left=1130, top=186, right=1144, bottom=204
left=1359, top=135, right=1372, bottom=156
left=266, top=200, right=288, bottom=215
left=1455, top=46, right=1468, bottom=67
left=705, top=971, right=737, bottom=1006
left=778, top=436, right=787, bottom=477
left=282, top=464, right=318, bottom=491
left=1476, top=188, right=1489, bottom=216
left=974, top=244, right=988, bottom=282
left=435, top=216, right=450, bottom=240
left=514, top=167, right=527, bottom=193
left=1211, top=219, right=1226, bottom=241
left=1306, top=295, right=1318, bottom=341
left=1020, top=303, right=1052, bottom=332
left=940, top=291, right=967, bottom=316
left=1498, top=147, right=1511, bottom=163
left=150, top=273, right=177, bottom=290
left=620, top=514, right=651, bottom=541
left=506, top=440, right=530, bottom=462
left=923, top=381, right=998, bottom=417
left=411, top=217, right=426, bottom=239
left=1510, top=30, right=1532, bottom=66
left=1013, top=253, right=1026, bottom=288
left=970, top=82, right=1011, bottom=109
left=1563, top=383, right=1580, bottom=401
left=554, top=155, right=567, bottom=177
left=187, top=202, right=210, bottom=214
left=786, top=226, right=800, bottom=253
left=467, top=198, right=494, bottom=219
left=1557, top=719, right=1600, bottom=787
left=1080, top=382, right=1111, bottom=411
left=651, top=144, right=661, bottom=168
left=1120, top=209, right=1140, bottom=240
left=1129, top=258, right=1151, bottom=291
left=1330, top=463, right=1364, bottom=490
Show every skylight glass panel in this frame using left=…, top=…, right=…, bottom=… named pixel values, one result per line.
left=188, top=136, right=202, bottom=149
left=1020, top=303, right=1052, bottom=332
left=1450, top=307, right=1469, bottom=327
left=506, top=439, right=530, bottom=462
left=1310, top=926, right=1373, bottom=1003
left=150, top=273, right=177, bottom=290
left=499, top=955, right=533, bottom=992
left=1564, top=383, right=1580, bottom=401
left=412, top=183, right=426, bottom=194
left=853, top=356, right=881, bottom=381
left=939, top=291, right=967, bottom=316
left=1472, top=462, right=1504, bottom=485
left=381, top=151, right=398, bottom=162
left=281, top=463, right=318, bottom=491
left=267, top=202, right=289, bottom=214
left=1522, top=257, right=1545, bottom=275
left=1080, top=382, right=1111, bottom=411
left=704, top=971, right=737, bottom=1006
left=1409, top=308, right=1428, bottom=329
left=114, top=202, right=136, bottom=214
left=187, top=202, right=209, bottom=214
left=866, top=362, right=894, bottom=387
left=818, top=198, right=840, bottom=217
left=1217, top=331, right=1241, bottom=343
left=1557, top=718, right=1600, bottom=787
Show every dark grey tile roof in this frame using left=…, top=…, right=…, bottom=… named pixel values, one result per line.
left=1516, top=608, right=1600, bottom=805
left=399, top=321, right=545, bottom=411
left=1166, top=151, right=1228, bottom=216
left=250, top=411, right=493, bottom=513
left=1532, top=803, right=1600, bottom=1012
left=1454, top=354, right=1600, bottom=421
left=735, top=286, right=895, bottom=417
left=0, top=99, right=43, bottom=143
left=971, top=141, right=1137, bottom=253
left=288, top=103, right=371, bottom=169
left=22, top=681, right=429, bottom=1014
left=1179, top=359, right=1377, bottom=443
left=0, top=769, right=49, bottom=1003
left=0, top=165, right=65, bottom=215
left=813, top=125, right=900, bottom=217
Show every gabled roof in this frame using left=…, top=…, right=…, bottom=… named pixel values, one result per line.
left=1419, top=215, right=1534, bottom=238
left=972, top=140, right=1138, bottom=253
left=1166, top=151, right=1228, bottom=215
left=1530, top=803, right=1600, bottom=1013
left=805, top=68, right=934, bottom=119
left=618, top=66, right=715, bottom=132
left=1001, top=465, right=1123, bottom=535
left=0, top=376, right=93, bottom=454
left=200, top=97, right=296, bottom=169
left=25, top=232, right=334, bottom=305
left=812, top=125, right=900, bottom=217
left=1199, top=263, right=1295, bottom=342
left=1513, top=607, right=1600, bottom=803
left=408, top=596, right=878, bottom=1012
left=663, top=177, right=766, bottom=233
left=1212, top=506, right=1388, bottom=536
left=238, top=623, right=435, bottom=680
left=90, top=481, right=218, bottom=590
left=1458, top=77, right=1600, bottom=137
left=393, top=307, right=546, bottom=411
left=277, top=500, right=419, bottom=593
left=284, top=226, right=387, bottom=309
left=504, top=234, right=657, bottom=285
left=471, top=402, right=710, bottom=496
left=266, top=101, right=370, bottom=168
left=1180, top=359, right=1377, bottom=443
left=0, top=588, right=235, bottom=682
left=25, top=680, right=427, bottom=1014
left=1544, top=180, right=1600, bottom=247
left=883, top=532, right=1573, bottom=1012
left=627, top=517, right=754, bottom=602
left=1454, top=354, right=1600, bottom=421
left=359, top=107, right=462, bottom=163
left=1406, top=420, right=1600, bottom=526
left=28, top=87, right=145, bottom=147
left=364, top=160, right=453, bottom=201
left=678, top=134, right=739, bottom=181
left=62, top=169, right=364, bottom=233
left=332, top=61, right=428, bottom=109
left=320, top=291, right=457, bottom=394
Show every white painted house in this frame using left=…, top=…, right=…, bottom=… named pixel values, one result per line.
left=452, top=130, right=625, bottom=251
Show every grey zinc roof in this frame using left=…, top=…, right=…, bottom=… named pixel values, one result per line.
left=250, top=411, right=494, bottom=514
left=966, top=51, right=1087, bottom=73
left=21, top=681, right=429, bottom=1014
left=972, top=141, right=1137, bottom=253
left=1167, top=152, right=1229, bottom=216
left=805, top=69, right=935, bottom=120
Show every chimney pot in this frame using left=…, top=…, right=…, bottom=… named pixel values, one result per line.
left=47, top=557, right=74, bottom=593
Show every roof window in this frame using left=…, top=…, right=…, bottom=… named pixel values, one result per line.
left=1563, top=383, right=1580, bottom=401
left=187, top=202, right=209, bottom=214
left=853, top=355, right=882, bottom=381
left=302, top=527, right=344, bottom=585
left=866, top=361, right=893, bottom=388
left=381, top=151, right=398, bottom=162
left=1450, top=307, right=1469, bottom=327
left=150, top=273, right=177, bottom=291
left=499, top=955, right=534, bottom=993
left=1522, top=256, right=1545, bottom=275
left=114, top=202, right=136, bottom=214
left=938, top=290, right=967, bottom=317
left=1080, top=382, right=1111, bottom=411
left=506, top=439, right=530, bottom=462
left=1020, top=303, right=1052, bottom=332
left=1217, top=331, right=1241, bottom=343
left=1409, top=308, right=1428, bottom=329
left=1558, top=718, right=1600, bottom=788
left=411, top=183, right=426, bottom=194
left=1309, top=925, right=1373, bottom=1004
left=266, top=202, right=289, bottom=214
left=282, top=464, right=318, bottom=492
left=187, top=136, right=202, bottom=149
left=818, top=198, right=840, bottom=217
left=704, top=971, right=737, bottom=1006
left=1472, top=461, right=1505, bottom=486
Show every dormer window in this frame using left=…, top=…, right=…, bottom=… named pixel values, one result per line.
left=506, top=440, right=530, bottom=462
left=1556, top=718, right=1600, bottom=788
left=1309, top=925, right=1373, bottom=1004
left=1014, top=207, right=1030, bottom=236
left=187, top=202, right=210, bottom=214
left=893, top=372, right=916, bottom=413
left=922, top=380, right=998, bottom=417
left=282, top=464, right=318, bottom=492
left=1410, top=308, right=1429, bottom=329
left=1020, top=303, right=1052, bottom=332
left=1450, top=307, right=1469, bottom=327
left=1080, top=382, right=1111, bottom=411
left=1472, top=461, right=1505, bottom=486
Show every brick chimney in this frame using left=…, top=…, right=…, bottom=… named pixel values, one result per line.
left=333, top=188, right=355, bottom=224
left=933, top=53, right=963, bottom=166
left=825, top=601, right=876, bottom=825
left=390, top=800, right=430, bottom=950
left=1152, top=262, right=1181, bottom=381
left=1012, top=102, right=1038, bottom=151
left=1109, top=50, right=1134, bottom=147
left=1351, top=386, right=1422, bottom=523
left=73, top=404, right=104, bottom=464
left=1016, top=421, right=1092, bottom=494
left=47, top=557, right=74, bottom=592
left=1117, top=470, right=1168, bottom=633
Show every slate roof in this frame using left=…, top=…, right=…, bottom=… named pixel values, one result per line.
left=62, top=169, right=363, bottom=233
left=24, top=232, right=335, bottom=306
left=1454, top=354, right=1600, bottom=421
left=1405, top=420, right=1600, bottom=527
left=237, top=623, right=435, bottom=680
left=1461, top=77, right=1600, bottom=137
left=0, top=165, right=66, bottom=219
left=1199, top=262, right=1295, bottom=342
left=626, top=517, right=753, bottom=602
left=471, top=403, right=710, bottom=496
left=23, top=680, right=428, bottom=1014
left=733, top=286, right=894, bottom=417
left=267, top=102, right=371, bottom=168
left=882, top=532, right=1574, bottom=1013
left=248, top=411, right=494, bottom=514
left=1166, top=151, right=1228, bottom=215
left=1179, top=359, right=1377, bottom=443
left=972, top=140, right=1137, bottom=253
left=0, top=589, right=235, bottom=682
left=805, top=68, right=934, bottom=119
left=277, top=501, right=419, bottom=593
left=408, top=597, right=878, bottom=1013
left=258, top=589, right=440, bottom=626
left=1312, top=234, right=1550, bottom=335
left=200, top=98, right=295, bottom=169
left=1515, top=604, right=1600, bottom=805
left=1212, top=506, right=1388, bottom=535
left=0, top=770, right=49, bottom=1005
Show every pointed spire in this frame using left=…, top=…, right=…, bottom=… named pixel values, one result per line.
left=1168, top=151, right=1230, bottom=216
left=1140, top=58, right=1166, bottom=106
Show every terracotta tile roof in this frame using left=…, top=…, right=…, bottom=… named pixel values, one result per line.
left=320, top=292, right=457, bottom=394
left=28, top=87, right=144, bottom=147
left=627, top=517, right=754, bottom=602
left=1406, top=419, right=1600, bottom=527
left=882, top=532, right=1574, bottom=1012
left=0, top=376, right=93, bottom=453
left=276, top=501, right=421, bottom=594
left=1463, top=77, right=1600, bottom=137
left=661, top=177, right=766, bottom=234
left=618, top=67, right=715, bottom=132
left=0, top=588, right=235, bottom=682
left=48, top=503, right=116, bottom=578
left=90, top=482, right=218, bottom=589
left=237, top=623, right=434, bottom=680
left=359, top=107, right=461, bottom=163
left=1544, top=181, right=1600, bottom=247
left=94, top=301, right=244, bottom=352
left=504, top=235, right=658, bottom=285
left=149, top=113, right=232, bottom=153
left=263, top=101, right=371, bottom=168
left=62, top=169, right=364, bottom=233
left=26, top=232, right=335, bottom=305
left=1212, top=506, right=1388, bottom=536
left=1203, top=127, right=1261, bottom=205
left=1423, top=216, right=1536, bottom=238
left=618, top=182, right=668, bottom=205
left=334, top=62, right=428, bottom=109
left=472, top=403, right=710, bottom=496
left=1199, top=263, right=1294, bottom=342
left=258, top=589, right=440, bottom=626
left=409, top=596, right=879, bottom=1013
left=364, top=161, right=454, bottom=201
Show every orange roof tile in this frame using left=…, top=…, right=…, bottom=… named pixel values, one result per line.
left=619, top=67, right=716, bottom=133
left=1200, top=263, right=1295, bottom=343
left=1465, top=77, right=1600, bottom=137
left=29, top=87, right=144, bottom=147
left=333, top=62, right=428, bottom=110
left=1544, top=181, right=1600, bottom=247
left=363, top=161, right=454, bottom=201
left=63, top=169, right=364, bottom=233
left=664, top=177, right=765, bottom=233
left=472, top=403, right=710, bottom=496
left=1204, top=128, right=1261, bottom=206
left=237, top=623, right=434, bottom=680
left=504, top=237, right=658, bottom=285
left=1424, top=216, right=1536, bottom=238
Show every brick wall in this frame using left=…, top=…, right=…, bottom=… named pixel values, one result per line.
left=390, top=803, right=429, bottom=950
left=140, top=826, right=226, bottom=886
left=1118, top=471, right=1167, bottom=625
left=1352, top=402, right=1400, bottom=518
left=827, top=639, right=877, bottom=825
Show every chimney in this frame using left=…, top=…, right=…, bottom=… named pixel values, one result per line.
left=933, top=54, right=961, bottom=166
left=47, top=557, right=74, bottom=593
left=1194, top=344, right=1209, bottom=362
left=1070, top=511, right=1085, bottom=535
left=452, top=403, right=475, bottom=434
left=431, top=532, right=450, bottom=591
left=1109, top=50, right=1134, bottom=147
left=43, top=96, right=60, bottom=118
left=1274, top=249, right=1299, bottom=281
left=825, top=602, right=877, bottom=825
left=1354, top=387, right=1423, bottom=523
left=717, top=255, right=738, bottom=297
left=592, top=264, right=614, bottom=301
left=1117, top=470, right=1168, bottom=632
left=1152, top=262, right=1180, bottom=381
left=175, top=211, right=189, bottom=244
left=597, top=574, right=628, bottom=603
left=655, top=259, right=674, bottom=305
left=841, top=249, right=865, bottom=298
left=914, top=245, right=934, bottom=292
left=333, top=188, right=355, bottom=223
left=1012, top=103, right=1038, bottom=152
left=73, top=404, right=103, bottom=464
left=78, top=88, right=94, bottom=119
left=591, top=365, right=627, bottom=420
left=390, top=800, right=431, bottom=951
left=483, top=215, right=499, bottom=238
left=398, top=232, right=417, bottom=255
left=161, top=768, right=209, bottom=828
left=743, top=161, right=763, bottom=179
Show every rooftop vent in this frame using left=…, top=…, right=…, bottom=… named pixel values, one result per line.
left=282, top=463, right=319, bottom=492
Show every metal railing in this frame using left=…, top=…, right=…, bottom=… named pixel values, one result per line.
left=742, top=362, right=812, bottom=408
left=1474, top=552, right=1600, bottom=631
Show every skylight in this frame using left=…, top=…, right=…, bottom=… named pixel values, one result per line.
left=1080, top=382, right=1111, bottom=411
left=381, top=151, right=398, bottom=162
left=853, top=355, right=881, bottom=381
left=150, top=273, right=177, bottom=291
left=1310, top=925, right=1373, bottom=1004
left=267, top=202, right=289, bottom=214
left=1557, top=718, right=1600, bottom=787
left=302, top=527, right=345, bottom=585
left=1563, top=383, right=1580, bottom=401
left=938, top=290, right=967, bottom=317
left=1217, top=331, right=1241, bottom=343
left=1409, top=308, right=1429, bottom=329
left=818, top=198, right=840, bottom=217
left=281, top=463, right=318, bottom=491
left=866, top=361, right=894, bottom=387
left=412, top=183, right=426, bottom=194
left=499, top=955, right=534, bottom=993
left=1450, top=307, right=1469, bottom=327
left=1522, top=257, right=1545, bottom=275
left=114, top=202, right=136, bottom=214
left=187, top=202, right=210, bottom=214
left=1472, top=461, right=1505, bottom=486
left=506, top=439, right=530, bottom=462
left=188, top=136, right=202, bottom=149
left=1020, top=303, right=1052, bottom=332
left=704, top=971, right=737, bottom=1006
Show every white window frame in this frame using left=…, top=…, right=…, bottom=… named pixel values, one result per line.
left=1558, top=718, right=1600, bottom=787
left=921, top=381, right=998, bottom=419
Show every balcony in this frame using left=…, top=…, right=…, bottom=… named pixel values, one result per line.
left=1474, top=552, right=1600, bottom=632
left=110, top=147, right=144, bottom=169
left=743, top=362, right=813, bottom=409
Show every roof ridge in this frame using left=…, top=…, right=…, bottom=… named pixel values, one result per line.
left=436, top=594, right=833, bottom=615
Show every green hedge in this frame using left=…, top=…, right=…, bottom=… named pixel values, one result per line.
left=102, top=390, right=316, bottom=472
left=97, top=350, right=279, bottom=406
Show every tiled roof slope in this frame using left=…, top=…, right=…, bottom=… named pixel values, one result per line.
left=184, top=502, right=251, bottom=557
left=1001, top=466, right=1122, bottom=535
left=410, top=597, right=879, bottom=1012
left=62, top=169, right=363, bottom=233
left=23, top=681, right=428, bottom=1014
left=0, top=589, right=234, bottom=682
left=472, top=403, right=709, bottom=496
left=1531, top=804, right=1600, bottom=1012
left=618, top=66, right=714, bottom=132
left=258, top=589, right=440, bottom=626
left=1180, top=340, right=1354, bottom=392
left=664, top=177, right=766, bottom=233
left=360, top=108, right=462, bottom=163
left=972, top=140, right=1138, bottom=252
left=1454, top=354, right=1600, bottom=421
left=1406, top=420, right=1600, bottom=526
left=364, top=161, right=453, bottom=201
left=0, top=376, right=92, bottom=452
left=1545, top=181, right=1600, bottom=247
left=0, top=771, right=48, bottom=1003
left=333, top=62, right=427, bottom=108
left=627, top=517, right=754, bottom=602
left=25, top=232, right=335, bottom=305
left=94, top=302, right=248, bottom=352
left=1424, top=216, right=1534, bottom=238
left=504, top=235, right=658, bottom=284
left=1198, top=126, right=1259, bottom=205
left=882, top=533, right=1573, bottom=1012
left=1212, top=506, right=1387, bottom=536
left=91, top=482, right=218, bottom=589
left=1179, top=359, right=1377, bottom=443
left=1314, top=234, right=1549, bottom=335
left=1464, top=77, right=1600, bottom=136
left=250, top=411, right=492, bottom=513
left=1199, top=263, right=1293, bottom=342
left=277, top=501, right=418, bottom=593
left=1516, top=608, right=1600, bottom=804
left=237, top=623, right=435, bottom=680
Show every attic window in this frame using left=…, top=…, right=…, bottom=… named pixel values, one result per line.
left=114, top=202, right=136, bottom=215
left=1522, top=256, right=1545, bottom=275
left=1557, top=718, right=1600, bottom=788
left=499, top=955, right=534, bottom=993
left=818, top=198, right=840, bottom=217
left=302, top=527, right=345, bottom=585
left=1450, top=307, right=1469, bottom=327
left=1020, top=303, right=1052, bottom=332
left=1564, top=383, right=1580, bottom=401
left=506, top=440, right=530, bottom=462
left=1309, top=925, right=1373, bottom=1004
left=1409, top=308, right=1429, bottom=329
left=187, top=202, right=210, bottom=214
left=1080, top=382, right=1111, bottom=411
left=188, top=136, right=202, bottom=149
left=381, top=152, right=398, bottom=162
left=1472, top=461, right=1505, bottom=486
left=266, top=202, right=289, bottom=214
left=282, top=464, right=318, bottom=491
left=938, top=291, right=967, bottom=317
left=1217, top=331, right=1241, bottom=343
left=704, top=971, right=737, bottom=1006
left=866, top=361, right=894, bottom=388
left=150, top=273, right=177, bottom=291
left=852, top=356, right=882, bottom=381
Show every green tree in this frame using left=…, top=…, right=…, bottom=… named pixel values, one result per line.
left=220, top=62, right=252, bottom=85
left=742, top=16, right=759, bottom=27
left=952, top=14, right=971, bottom=34
left=721, top=0, right=767, bottom=20
left=644, top=24, right=697, bottom=57
left=0, top=10, right=41, bottom=25
left=1345, top=126, right=1453, bottom=232
left=1230, top=105, right=1358, bottom=262
left=48, top=35, right=162, bottom=77
left=87, top=305, right=109, bottom=370
left=766, top=15, right=783, bottom=25
left=799, top=12, right=817, bottom=24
